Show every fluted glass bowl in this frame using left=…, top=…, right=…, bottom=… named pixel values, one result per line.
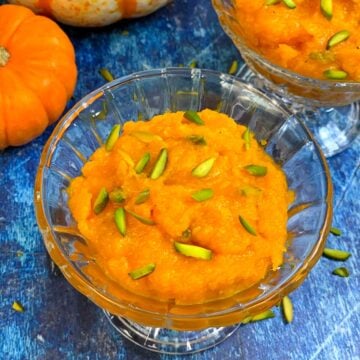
left=34, top=68, right=332, bottom=354
left=212, top=0, right=360, bottom=157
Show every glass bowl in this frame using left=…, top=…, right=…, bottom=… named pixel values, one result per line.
left=34, top=68, right=332, bottom=354
left=212, top=0, right=360, bottom=157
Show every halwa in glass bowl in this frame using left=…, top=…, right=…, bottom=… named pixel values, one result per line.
left=34, top=68, right=332, bottom=354
left=212, top=0, right=360, bottom=157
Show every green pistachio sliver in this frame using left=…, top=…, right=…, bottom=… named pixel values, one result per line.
left=324, top=69, right=348, bottom=80
left=129, top=263, right=156, bottom=280
left=150, top=148, right=168, bottom=180
left=241, top=185, right=262, bottom=197
left=135, top=188, right=150, bottom=205
left=191, top=188, right=214, bottom=202
left=130, top=131, right=163, bottom=143
left=239, top=215, right=257, bottom=236
left=323, top=248, right=351, bottom=261
left=183, top=111, right=205, bottom=125
left=99, top=67, right=115, bottom=82
left=282, top=0, right=296, bottom=9
left=12, top=301, right=25, bottom=312
left=192, top=157, right=216, bottom=178
left=187, top=135, right=207, bottom=145
left=109, top=188, right=126, bottom=203
left=281, top=296, right=293, bottom=323
left=189, top=60, right=197, bottom=68
left=244, top=164, right=267, bottom=176
left=105, top=124, right=121, bottom=152
left=174, top=241, right=212, bottom=260
left=114, top=208, right=126, bottom=236
left=250, top=309, right=275, bottom=322
left=321, top=0, right=332, bottom=20
left=242, top=127, right=251, bottom=150
left=330, top=227, right=342, bottom=236
left=93, top=187, right=109, bottom=214
left=134, top=152, right=151, bottom=174
left=228, top=60, right=238, bottom=75
left=327, top=30, right=350, bottom=49
left=126, top=209, right=155, bottom=225
left=265, top=0, right=281, bottom=5
left=332, top=267, right=350, bottom=277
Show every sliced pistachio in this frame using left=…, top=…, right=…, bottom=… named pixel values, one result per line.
left=134, top=152, right=151, bottom=174
left=241, top=316, right=253, bottom=324
left=12, top=301, right=25, bottom=312
left=250, top=309, right=275, bottom=322
left=181, top=228, right=192, bottom=241
left=174, top=241, right=212, bottom=260
left=332, top=267, right=350, bottom=277
left=281, top=296, right=293, bottom=323
left=130, top=131, right=163, bottom=143
left=114, top=208, right=126, bottom=236
left=239, top=216, right=257, bottom=236
left=228, top=60, right=238, bottom=75
left=129, top=263, right=156, bottom=280
left=321, top=0, right=333, bottom=20
left=241, top=185, right=262, bottom=196
left=16, top=250, right=24, bottom=257
left=135, top=188, right=150, bottom=205
left=265, top=0, right=281, bottom=4
left=192, top=157, right=216, bottom=178
left=183, top=111, right=205, bottom=125
left=187, top=135, right=207, bottom=145
left=126, top=209, right=155, bottom=225
left=189, top=60, right=197, bottom=68
left=327, top=30, right=350, bottom=49
left=282, top=0, right=296, bottom=8
left=191, top=188, right=214, bottom=202
left=93, top=187, right=109, bottom=214
left=260, top=139, right=268, bottom=146
left=109, top=188, right=126, bottom=203
left=105, top=124, right=121, bottom=152
left=330, top=227, right=342, bottom=236
left=242, top=127, right=251, bottom=150
left=323, top=248, right=351, bottom=261
left=150, top=148, right=168, bottom=180
left=99, top=67, right=115, bottom=82
left=244, top=164, right=267, bottom=176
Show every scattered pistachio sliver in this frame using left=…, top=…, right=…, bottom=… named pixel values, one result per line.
left=135, top=188, right=150, bottom=205
left=242, top=127, right=251, bottom=150
left=150, top=148, right=168, bottom=180
left=184, top=110, right=204, bottom=125
left=191, top=188, right=214, bottom=202
left=241, top=185, right=262, bottom=197
left=265, top=0, right=281, bottom=5
left=16, top=250, right=24, bottom=257
left=324, top=69, right=348, bottom=80
left=129, top=263, right=156, bottom=280
left=174, top=241, right=212, bottom=260
left=330, top=227, right=342, bottom=236
left=189, top=60, right=197, bottom=68
left=228, top=60, right=238, bottom=75
left=187, top=135, right=207, bottom=145
left=260, top=139, right=267, bottom=146
left=281, top=296, right=293, bottom=323
left=239, top=215, right=257, bottom=236
left=250, top=309, right=275, bottom=322
left=130, top=131, right=163, bottom=143
left=332, top=267, right=350, bottom=277
left=321, top=0, right=332, bottom=20
left=126, top=209, right=155, bottom=225
left=134, top=152, right=151, bottom=174
left=192, top=157, right=216, bottom=178
left=105, top=124, right=121, bottom=152
left=244, top=164, right=267, bottom=176
left=93, top=187, right=109, bottom=214
left=12, top=301, right=25, bottom=313
left=109, top=188, right=126, bottom=203
left=99, top=67, right=115, bottom=82
left=323, top=248, right=351, bottom=261
left=114, top=208, right=126, bottom=236
left=327, top=30, right=350, bottom=49
left=282, top=0, right=296, bottom=9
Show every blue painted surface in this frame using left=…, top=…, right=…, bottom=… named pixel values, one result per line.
left=0, top=1, right=359, bottom=359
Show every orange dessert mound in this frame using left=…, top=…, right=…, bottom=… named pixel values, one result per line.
left=233, top=0, right=360, bottom=81
left=68, top=109, right=292, bottom=304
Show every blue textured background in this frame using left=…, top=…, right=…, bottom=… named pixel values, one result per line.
left=0, top=1, right=359, bottom=359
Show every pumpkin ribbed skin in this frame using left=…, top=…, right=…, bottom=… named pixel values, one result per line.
left=8, top=0, right=170, bottom=27
left=0, top=5, right=77, bottom=149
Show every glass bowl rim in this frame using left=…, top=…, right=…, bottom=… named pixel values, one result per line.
left=34, top=67, right=333, bottom=323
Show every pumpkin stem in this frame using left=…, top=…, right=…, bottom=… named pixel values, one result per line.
left=0, top=46, right=10, bottom=67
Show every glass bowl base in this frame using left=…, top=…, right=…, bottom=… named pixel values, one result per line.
left=104, top=311, right=240, bottom=355
left=237, top=64, right=359, bottom=157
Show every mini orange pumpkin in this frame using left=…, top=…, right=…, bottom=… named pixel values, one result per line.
left=0, top=4, right=77, bottom=149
